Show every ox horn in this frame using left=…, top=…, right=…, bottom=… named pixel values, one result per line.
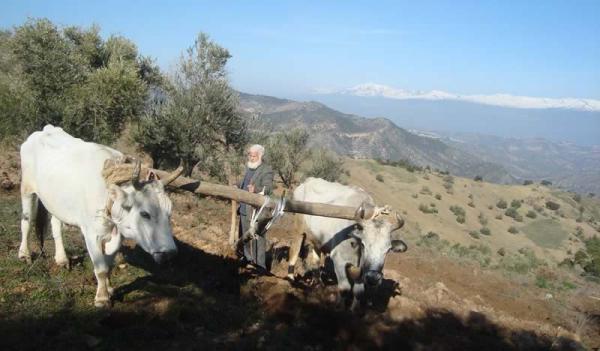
left=161, top=164, right=184, bottom=187
left=391, top=212, right=405, bottom=232
left=131, top=160, right=142, bottom=190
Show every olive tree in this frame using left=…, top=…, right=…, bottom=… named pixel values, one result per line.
left=135, top=33, right=247, bottom=178
left=267, top=129, right=309, bottom=189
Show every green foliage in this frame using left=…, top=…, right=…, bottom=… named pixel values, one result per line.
left=474, top=175, right=483, bottom=182
left=480, top=227, right=491, bottom=236
left=545, top=201, right=560, bottom=211
left=375, top=174, right=384, bottom=182
left=467, top=201, right=475, bottom=208
left=508, top=226, right=519, bottom=234
left=419, top=186, right=432, bottom=195
left=526, top=210, right=537, bottom=219
left=510, top=199, right=522, bottom=209
left=504, top=207, right=523, bottom=222
left=478, top=212, right=488, bottom=226
left=375, top=158, right=422, bottom=172
left=1, top=19, right=156, bottom=143
left=496, top=199, right=508, bottom=209
left=495, top=214, right=503, bottom=220
left=305, top=148, right=344, bottom=183
left=583, top=236, right=600, bottom=277
left=523, top=180, right=533, bottom=186
left=521, top=219, right=569, bottom=249
left=469, top=230, right=480, bottom=239
left=435, top=193, right=442, bottom=200
left=135, top=32, right=246, bottom=177
left=64, top=60, right=146, bottom=142
left=499, top=248, right=545, bottom=274
left=541, top=180, right=553, bottom=186
left=267, top=128, right=309, bottom=188
left=449, top=205, right=466, bottom=217
left=419, top=203, right=438, bottom=214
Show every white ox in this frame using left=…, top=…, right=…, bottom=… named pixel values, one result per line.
left=18, top=125, right=182, bottom=307
left=288, top=177, right=406, bottom=309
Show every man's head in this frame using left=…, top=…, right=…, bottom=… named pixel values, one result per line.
left=247, top=144, right=264, bottom=169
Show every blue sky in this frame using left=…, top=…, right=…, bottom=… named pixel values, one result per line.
left=2, top=0, right=599, bottom=100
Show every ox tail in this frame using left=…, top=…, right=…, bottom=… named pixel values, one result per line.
left=35, top=199, right=48, bottom=254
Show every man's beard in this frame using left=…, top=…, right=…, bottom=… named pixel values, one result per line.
left=247, top=160, right=262, bottom=169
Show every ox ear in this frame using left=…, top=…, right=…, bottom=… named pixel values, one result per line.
left=146, top=171, right=159, bottom=182
left=108, top=185, right=132, bottom=209
left=391, top=239, right=408, bottom=253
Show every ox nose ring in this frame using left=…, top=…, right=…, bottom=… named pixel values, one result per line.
left=365, top=271, right=383, bottom=286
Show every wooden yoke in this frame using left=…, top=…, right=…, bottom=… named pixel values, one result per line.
left=150, top=169, right=375, bottom=221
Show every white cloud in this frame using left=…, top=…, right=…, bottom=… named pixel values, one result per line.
left=324, top=83, right=600, bottom=112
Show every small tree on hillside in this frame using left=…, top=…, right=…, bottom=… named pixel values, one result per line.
left=135, top=33, right=247, bottom=177
left=305, top=147, right=344, bottom=182
left=267, top=128, right=309, bottom=189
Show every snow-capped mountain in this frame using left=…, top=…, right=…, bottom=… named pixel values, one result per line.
left=334, top=83, right=600, bottom=112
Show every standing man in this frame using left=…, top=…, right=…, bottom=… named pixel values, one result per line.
left=239, top=144, right=273, bottom=271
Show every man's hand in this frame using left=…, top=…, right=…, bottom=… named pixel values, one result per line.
left=247, top=183, right=255, bottom=193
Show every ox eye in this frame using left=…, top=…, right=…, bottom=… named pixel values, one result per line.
left=140, top=211, right=151, bottom=220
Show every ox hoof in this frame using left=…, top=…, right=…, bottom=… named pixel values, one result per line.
left=18, top=253, right=32, bottom=264
left=94, top=299, right=112, bottom=308
left=55, top=257, right=70, bottom=269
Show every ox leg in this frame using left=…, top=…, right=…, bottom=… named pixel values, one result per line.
left=83, top=228, right=114, bottom=307
left=51, top=216, right=69, bottom=268
left=287, top=232, right=306, bottom=280
left=333, top=259, right=353, bottom=309
left=18, top=192, right=37, bottom=263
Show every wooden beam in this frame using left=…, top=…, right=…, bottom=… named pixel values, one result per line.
left=151, top=169, right=373, bottom=220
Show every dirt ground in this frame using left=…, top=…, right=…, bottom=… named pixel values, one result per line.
left=167, top=191, right=599, bottom=350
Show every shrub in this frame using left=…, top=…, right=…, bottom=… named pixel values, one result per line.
left=474, top=175, right=483, bottom=182
left=480, top=227, right=491, bottom=236
left=508, top=226, right=519, bottom=234
left=419, top=203, right=438, bottom=214
left=523, top=180, right=533, bottom=185
left=375, top=174, right=384, bottom=182
left=526, top=210, right=537, bottom=219
left=505, top=207, right=519, bottom=219
left=541, top=180, right=553, bottom=186
left=435, top=193, right=442, bottom=200
left=510, top=199, right=522, bottom=209
left=478, top=212, right=488, bottom=226
left=497, top=248, right=506, bottom=256
left=545, top=201, right=560, bottom=211
left=488, top=205, right=493, bottom=210
left=306, top=148, right=345, bottom=182
left=456, top=215, right=466, bottom=224
left=495, top=214, right=503, bottom=220
left=469, top=231, right=480, bottom=239
left=573, top=194, right=582, bottom=203
left=467, top=201, right=475, bottom=208
left=496, top=199, right=508, bottom=209
left=450, top=205, right=466, bottom=217
left=412, top=193, right=418, bottom=199
left=420, top=186, right=432, bottom=195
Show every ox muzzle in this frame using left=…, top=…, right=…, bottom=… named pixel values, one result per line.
left=152, top=249, right=177, bottom=265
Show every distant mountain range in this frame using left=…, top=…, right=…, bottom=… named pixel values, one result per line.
left=305, top=92, right=600, bottom=147
left=239, top=92, right=600, bottom=195
left=431, top=131, right=600, bottom=195
left=239, top=92, right=514, bottom=184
